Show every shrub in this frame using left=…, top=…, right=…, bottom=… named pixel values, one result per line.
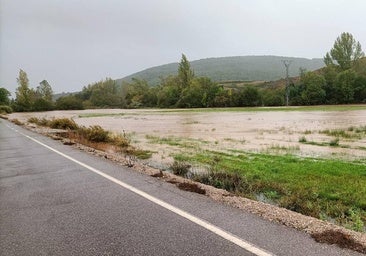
left=11, top=118, right=23, bottom=125
left=0, top=105, right=13, bottom=114
left=78, top=125, right=109, bottom=142
left=27, top=117, right=39, bottom=124
left=329, top=138, right=340, bottom=147
left=279, top=188, right=321, bottom=217
left=27, top=117, right=50, bottom=126
left=170, top=161, right=191, bottom=177
left=109, top=132, right=130, bottom=147
left=48, top=118, right=78, bottom=130
left=193, top=171, right=252, bottom=195
left=298, top=136, right=307, bottom=143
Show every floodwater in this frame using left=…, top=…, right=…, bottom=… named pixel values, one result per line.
left=9, top=108, right=366, bottom=164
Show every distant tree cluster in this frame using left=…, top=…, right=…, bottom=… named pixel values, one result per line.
left=2, top=32, right=365, bottom=113
left=2, top=69, right=55, bottom=112
left=290, top=32, right=366, bottom=105
left=122, top=54, right=268, bottom=108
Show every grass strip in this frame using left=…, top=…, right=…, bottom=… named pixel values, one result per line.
left=174, top=150, right=366, bottom=232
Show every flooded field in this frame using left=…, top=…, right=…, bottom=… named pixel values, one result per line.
left=8, top=106, right=366, bottom=233
left=10, top=107, right=366, bottom=166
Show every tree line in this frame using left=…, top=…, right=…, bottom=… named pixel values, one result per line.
left=1, top=32, right=365, bottom=113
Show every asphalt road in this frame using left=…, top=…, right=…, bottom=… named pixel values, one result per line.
left=0, top=119, right=363, bottom=256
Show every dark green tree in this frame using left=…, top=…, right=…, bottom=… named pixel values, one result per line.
left=55, top=95, right=84, bottom=110
left=353, top=75, right=366, bottom=103
left=178, top=54, right=194, bottom=89
left=14, top=69, right=34, bottom=111
left=335, top=70, right=356, bottom=103
left=0, top=87, right=11, bottom=105
left=33, top=80, right=54, bottom=111
left=324, top=32, right=365, bottom=70
left=157, top=76, right=181, bottom=108
left=300, top=72, right=326, bottom=105
left=237, top=86, right=261, bottom=107
left=262, top=89, right=285, bottom=106
left=37, top=80, right=53, bottom=102
left=125, top=78, right=155, bottom=108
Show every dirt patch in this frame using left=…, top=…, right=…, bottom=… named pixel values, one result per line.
left=312, top=230, right=366, bottom=253
left=175, top=182, right=206, bottom=194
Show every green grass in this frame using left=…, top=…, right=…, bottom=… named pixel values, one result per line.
left=155, top=105, right=366, bottom=114
left=145, top=135, right=208, bottom=148
left=173, top=150, right=366, bottom=231
left=78, top=113, right=126, bottom=118
left=320, top=126, right=366, bottom=140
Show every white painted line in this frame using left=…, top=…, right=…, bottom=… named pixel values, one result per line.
left=10, top=125, right=273, bottom=256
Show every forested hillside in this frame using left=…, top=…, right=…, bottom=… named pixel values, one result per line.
left=117, top=56, right=324, bottom=85
left=2, top=33, right=364, bottom=113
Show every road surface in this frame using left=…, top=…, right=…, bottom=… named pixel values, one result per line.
left=0, top=119, right=362, bottom=255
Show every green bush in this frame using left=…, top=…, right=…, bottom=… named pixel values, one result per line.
left=11, top=118, right=23, bottom=125
left=78, top=125, right=109, bottom=142
left=48, top=118, right=78, bottom=130
left=109, top=133, right=130, bottom=147
left=298, top=136, right=307, bottom=143
left=170, top=161, right=191, bottom=177
left=27, top=117, right=49, bottom=126
left=0, top=105, right=13, bottom=114
left=193, top=171, right=252, bottom=195
left=329, top=138, right=340, bottom=147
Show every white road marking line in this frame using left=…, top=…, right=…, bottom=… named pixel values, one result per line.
left=9, top=124, right=273, bottom=256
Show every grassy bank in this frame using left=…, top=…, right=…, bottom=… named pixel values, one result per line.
left=156, top=104, right=366, bottom=113
left=173, top=150, right=366, bottom=232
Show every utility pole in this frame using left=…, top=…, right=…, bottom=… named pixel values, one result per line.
left=282, top=60, right=292, bottom=106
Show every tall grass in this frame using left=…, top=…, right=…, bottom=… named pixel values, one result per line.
left=174, top=150, right=366, bottom=232
left=27, top=117, right=134, bottom=153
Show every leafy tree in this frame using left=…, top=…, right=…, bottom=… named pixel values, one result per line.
left=289, top=83, right=305, bottom=105
left=33, top=80, right=54, bottom=111
left=0, top=87, right=11, bottom=105
left=212, top=88, right=232, bottom=107
left=197, top=77, right=221, bottom=107
left=79, top=78, right=125, bottom=108
left=335, top=70, right=356, bottom=103
left=178, top=54, right=194, bottom=89
left=177, top=83, right=204, bottom=108
left=36, top=80, right=53, bottom=101
left=237, top=86, right=261, bottom=107
left=300, top=72, right=326, bottom=105
left=33, top=98, right=54, bottom=111
left=324, top=32, right=365, bottom=70
left=262, top=89, right=285, bottom=106
left=55, top=95, right=84, bottom=110
left=352, top=57, right=366, bottom=78
left=14, top=69, right=34, bottom=111
left=353, top=75, right=366, bottom=103
left=157, top=76, right=181, bottom=108
left=125, top=78, right=155, bottom=108
left=322, top=66, right=338, bottom=103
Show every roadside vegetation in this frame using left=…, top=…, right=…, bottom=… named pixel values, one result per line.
left=171, top=150, right=366, bottom=232
left=27, top=117, right=150, bottom=159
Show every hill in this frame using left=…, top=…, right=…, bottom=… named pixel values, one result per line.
left=116, top=56, right=325, bottom=85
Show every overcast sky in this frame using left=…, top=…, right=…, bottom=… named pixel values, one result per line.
left=1, top=0, right=365, bottom=95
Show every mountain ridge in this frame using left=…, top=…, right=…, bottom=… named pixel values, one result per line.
left=116, top=55, right=325, bottom=85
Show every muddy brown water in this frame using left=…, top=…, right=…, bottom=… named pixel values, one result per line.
left=9, top=108, right=366, bottom=166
